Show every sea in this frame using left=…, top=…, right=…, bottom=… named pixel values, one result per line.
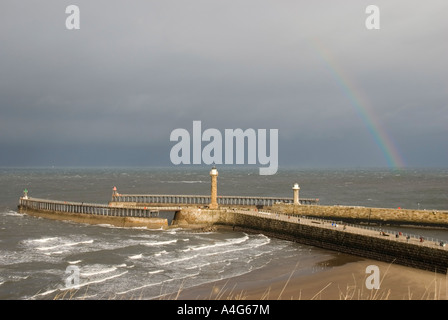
left=1, top=166, right=447, bottom=300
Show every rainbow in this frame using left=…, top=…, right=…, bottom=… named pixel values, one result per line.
left=310, top=39, right=405, bottom=169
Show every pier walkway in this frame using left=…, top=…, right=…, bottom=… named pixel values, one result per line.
left=111, top=194, right=319, bottom=206
left=226, top=208, right=448, bottom=252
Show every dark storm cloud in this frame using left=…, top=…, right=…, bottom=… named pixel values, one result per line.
left=0, top=0, right=447, bottom=167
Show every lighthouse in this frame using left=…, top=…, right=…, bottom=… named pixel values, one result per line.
left=209, top=166, right=219, bottom=209
left=112, top=186, right=119, bottom=200
left=292, top=183, right=300, bottom=205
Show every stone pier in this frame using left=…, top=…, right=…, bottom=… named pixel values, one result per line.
left=18, top=197, right=173, bottom=229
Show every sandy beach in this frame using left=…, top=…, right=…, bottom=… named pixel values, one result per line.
left=171, top=251, right=447, bottom=300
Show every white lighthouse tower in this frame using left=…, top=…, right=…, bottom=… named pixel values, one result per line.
left=292, top=183, right=300, bottom=205
left=209, top=166, right=219, bottom=209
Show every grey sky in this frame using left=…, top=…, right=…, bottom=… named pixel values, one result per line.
left=0, top=0, right=447, bottom=168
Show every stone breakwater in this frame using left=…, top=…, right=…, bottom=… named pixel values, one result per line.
left=172, top=208, right=448, bottom=274
left=17, top=197, right=169, bottom=229
left=20, top=207, right=169, bottom=229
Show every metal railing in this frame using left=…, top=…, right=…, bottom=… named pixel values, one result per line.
left=18, top=197, right=180, bottom=218
left=112, top=193, right=319, bottom=206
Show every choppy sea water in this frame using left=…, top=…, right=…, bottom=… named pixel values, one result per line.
left=1, top=167, right=447, bottom=299
left=1, top=210, right=324, bottom=299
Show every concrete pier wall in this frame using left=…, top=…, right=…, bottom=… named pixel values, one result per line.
left=21, top=208, right=168, bottom=229
left=270, top=204, right=448, bottom=228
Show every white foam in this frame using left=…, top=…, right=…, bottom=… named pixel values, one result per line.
left=129, top=254, right=143, bottom=260
left=154, top=250, right=167, bottom=256
left=2, top=211, right=23, bottom=217
left=71, top=271, right=129, bottom=290
left=81, top=267, right=117, bottom=277
left=37, top=240, right=94, bottom=251
left=116, top=280, right=165, bottom=295
left=31, top=269, right=130, bottom=298
left=32, top=288, right=59, bottom=299
left=73, top=293, right=98, bottom=299
left=159, top=254, right=199, bottom=266
left=148, top=270, right=164, bottom=275
left=163, top=272, right=200, bottom=283
left=96, top=224, right=118, bottom=229
left=192, top=261, right=211, bottom=268
left=143, top=239, right=177, bottom=246
left=200, top=237, right=271, bottom=258
left=185, top=265, right=198, bottom=270
left=30, top=237, right=58, bottom=243
left=116, top=272, right=199, bottom=296
left=182, top=234, right=249, bottom=252
left=44, top=251, right=67, bottom=255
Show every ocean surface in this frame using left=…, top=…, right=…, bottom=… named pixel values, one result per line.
left=1, top=167, right=447, bottom=299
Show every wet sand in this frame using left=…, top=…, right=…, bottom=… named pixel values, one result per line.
left=172, top=252, right=448, bottom=300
